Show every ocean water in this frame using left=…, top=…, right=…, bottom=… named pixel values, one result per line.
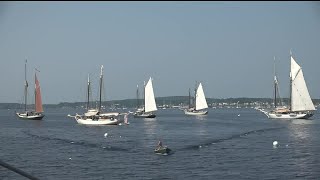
left=0, top=107, right=320, bottom=180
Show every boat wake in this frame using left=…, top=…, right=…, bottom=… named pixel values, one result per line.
left=22, top=130, right=130, bottom=152
left=180, top=127, right=285, bottom=151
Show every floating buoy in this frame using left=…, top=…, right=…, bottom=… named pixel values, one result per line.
left=104, top=133, right=108, bottom=138
left=69, top=157, right=72, bottom=160
left=273, top=141, right=278, bottom=146
left=238, top=114, right=240, bottom=117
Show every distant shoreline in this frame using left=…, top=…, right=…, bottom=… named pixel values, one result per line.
left=2, top=96, right=320, bottom=109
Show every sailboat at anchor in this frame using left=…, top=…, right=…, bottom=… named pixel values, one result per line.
left=16, top=60, right=45, bottom=120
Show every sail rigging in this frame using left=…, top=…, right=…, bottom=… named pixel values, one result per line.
left=264, top=52, right=315, bottom=120
left=16, top=60, right=45, bottom=120
left=144, top=77, right=157, bottom=113
left=195, top=83, right=208, bottom=110
left=34, top=72, right=43, bottom=113
left=290, top=56, right=315, bottom=111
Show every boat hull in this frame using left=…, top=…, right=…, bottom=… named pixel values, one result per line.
left=154, top=146, right=172, bottom=155
left=184, top=109, right=208, bottom=116
left=133, top=111, right=156, bottom=118
left=16, top=112, right=44, bottom=120
left=266, top=111, right=314, bottom=119
left=134, top=114, right=156, bottom=118
left=75, top=115, right=120, bottom=125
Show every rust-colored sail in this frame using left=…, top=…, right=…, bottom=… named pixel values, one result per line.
left=35, top=73, right=43, bottom=112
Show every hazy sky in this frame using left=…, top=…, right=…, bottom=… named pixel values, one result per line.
left=0, top=2, right=319, bottom=104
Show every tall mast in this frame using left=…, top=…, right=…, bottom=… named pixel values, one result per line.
left=86, top=74, right=90, bottom=110
left=289, top=50, right=292, bottom=111
left=143, top=80, right=146, bottom=110
left=34, top=71, right=36, bottom=111
left=274, top=56, right=277, bottom=108
left=24, top=59, right=28, bottom=112
left=194, top=81, right=198, bottom=108
left=98, top=65, right=103, bottom=113
left=188, top=88, right=191, bottom=109
left=136, top=85, right=139, bottom=109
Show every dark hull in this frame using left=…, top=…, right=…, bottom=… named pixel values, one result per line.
left=16, top=112, right=45, bottom=120
left=302, top=113, right=314, bottom=119
left=154, top=147, right=171, bottom=155
left=134, top=114, right=156, bottom=118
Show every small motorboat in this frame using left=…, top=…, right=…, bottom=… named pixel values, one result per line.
left=154, top=146, right=172, bottom=155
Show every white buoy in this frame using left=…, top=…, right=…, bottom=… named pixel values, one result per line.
left=104, top=133, right=108, bottom=138
left=273, top=141, right=278, bottom=146
left=69, top=157, right=72, bottom=160
left=238, top=114, right=240, bottom=117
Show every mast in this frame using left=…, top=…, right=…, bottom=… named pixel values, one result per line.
left=188, top=88, right=191, bottom=109
left=194, top=81, right=198, bottom=109
left=136, top=85, right=139, bottom=109
left=24, top=59, right=28, bottom=112
left=143, top=81, right=146, bottom=110
left=289, top=50, right=292, bottom=111
left=274, top=56, right=277, bottom=108
left=86, top=74, right=90, bottom=110
left=98, top=65, right=103, bottom=113
left=34, top=71, right=36, bottom=111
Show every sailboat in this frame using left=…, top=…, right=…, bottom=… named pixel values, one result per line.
left=16, top=60, right=45, bottom=120
left=184, top=82, right=208, bottom=115
left=68, top=65, right=120, bottom=125
left=266, top=52, right=315, bottom=119
left=134, top=77, right=157, bottom=118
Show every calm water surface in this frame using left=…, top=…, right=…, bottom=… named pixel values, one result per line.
left=1, top=108, right=320, bottom=179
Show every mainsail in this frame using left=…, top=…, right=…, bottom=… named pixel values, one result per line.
left=290, top=56, right=315, bottom=111
left=144, top=77, right=157, bottom=113
left=34, top=73, right=43, bottom=113
left=195, top=83, right=208, bottom=110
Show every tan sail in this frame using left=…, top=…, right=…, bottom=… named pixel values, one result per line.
left=35, top=73, right=43, bottom=113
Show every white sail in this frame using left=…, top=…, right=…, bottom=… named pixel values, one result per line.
left=290, top=56, right=315, bottom=111
left=144, top=77, right=157, bottom=113
left=195, top=83, right=208, bottom=110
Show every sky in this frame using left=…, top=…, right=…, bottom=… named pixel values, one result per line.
left=0, top=1, right=319, bottom=104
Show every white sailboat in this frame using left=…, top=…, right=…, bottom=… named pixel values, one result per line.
left=184, top=82, right=208, bottom=115
left=16, top=60, right=45, bottom=120
left=266, top=53, right=315, bottom=119
left=68, top=65, right=120, bottom=125
left=134, top=77, right=157, bottom=118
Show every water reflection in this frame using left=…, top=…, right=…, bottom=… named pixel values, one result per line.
left=287, top=119, right=314, bottom=175
left=143, top=118, right=158, bottom=147
left=195, top=115, right=207, bottom=121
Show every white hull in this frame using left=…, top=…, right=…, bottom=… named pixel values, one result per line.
left=75, top=115, right=119, bottom=125
left=16, top=112, right=44, bottom=120
left=265, top=111, right=313, bottom=119
left=184, top=109, right=208, bottom=116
